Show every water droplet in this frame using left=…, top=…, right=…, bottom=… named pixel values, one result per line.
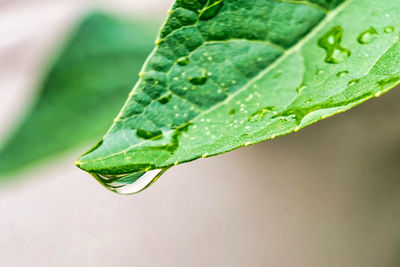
left=248, top=107, right=275, bottom=122
left=136, top=129, right=163, bottom=140
left=384, top=26, right=394, bottom=33
left=348, top=79, right=360, bottom=86
left=199, top=0, right=224, bottom=20
left=316, top=69, right=324, bottom=75
left=158, top=94, right=172, bottom=104
left=318, top=26, right=351, bottom=64
left=177, top=56, right=190, bottom=66
left=189, top=68, right=208, bottom=85
left=357, top=27, right=378, bottom=44
left=296, top=84, right=307, bottom=94
left=91, top=169, right=168, bottom=195
left=228, top=109, right=236, bottom=116
left=336, top=70, right=349, bottom=77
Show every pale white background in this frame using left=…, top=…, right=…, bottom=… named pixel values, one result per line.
left=1, top=1, right=400, bottom=266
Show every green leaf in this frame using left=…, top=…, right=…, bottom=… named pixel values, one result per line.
left=77, top=0, right=400, bottom=194
left=0, top=12, right=157, bottom=178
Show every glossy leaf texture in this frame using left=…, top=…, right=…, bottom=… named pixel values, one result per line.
left=0, top=12, right=157, bottom=178
left=77, top=0, right=400, bottom=191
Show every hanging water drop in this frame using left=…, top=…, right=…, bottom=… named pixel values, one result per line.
left=91, top=169, right=168, bottom=195
left=357, top=27, right=378, bottom=44
left=318, top=26, right=351, bottom=64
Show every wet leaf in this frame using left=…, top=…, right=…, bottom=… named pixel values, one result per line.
left=77, top=0, right=400, bottom=193
left=0, top=12, right=157, bottom=178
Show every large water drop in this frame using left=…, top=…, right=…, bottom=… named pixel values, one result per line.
left=318, top=26, right=351, bottom=64
left=92, top=169, right=168, bottom=195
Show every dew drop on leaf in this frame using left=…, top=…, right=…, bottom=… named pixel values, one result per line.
left=158, top=94, right=172, bottom=104
left=189, top=68, right=208, bottom=85
left=357, top=27, right=378, bottom=44
left=348, top=78, right=360, bottom=86
left=336, top=70, right=349, bottom=77
left=384, top=26, right=394, bottom=33
left=199, top=0, right=224, bottom=20
left=318, top=26, right=351, bottom=64
left=177, top=56, right=190, bottom=66
left=296, top=84, right=307, bottom=94
left=91, top=169, right=166, bottom=195
left=248, top=107, right=275, bottom=122
left=136, top=129, right=163, bottom=140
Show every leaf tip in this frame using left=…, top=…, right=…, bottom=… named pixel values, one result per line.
left=75, top=160, right=83, bottom=169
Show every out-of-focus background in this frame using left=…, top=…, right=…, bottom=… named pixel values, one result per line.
left=0, top=0, right=400, bottom=266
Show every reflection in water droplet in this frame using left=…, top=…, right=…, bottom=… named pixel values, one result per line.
left=348, top=79, right=360, bottom=86
left=199, top=0, right=224, bottom=20
left=357, top=27, right=378, bottom=44
left=336, top=70, right=349, bottom=77
left=92, top=169, right=168, bottom=195
left=177, top=57, right=190, bottom=66
left=384, top=26, right=394, bottom=33
left=189, top=68, right=208, bottom=85
left=318, top=26, right=351, bottom=64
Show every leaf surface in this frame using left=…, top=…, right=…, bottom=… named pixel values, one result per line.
left=0, top=13, right=157, bottom=178
left=77, top=1, right=400, bottom=183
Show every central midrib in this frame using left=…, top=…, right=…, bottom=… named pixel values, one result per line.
left=82, top=0, right=353, bottom=165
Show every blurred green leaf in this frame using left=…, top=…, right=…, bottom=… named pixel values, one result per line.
left=76, top=0, right=400, bottom=194
left=0, top=12, right=157, bottom=179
